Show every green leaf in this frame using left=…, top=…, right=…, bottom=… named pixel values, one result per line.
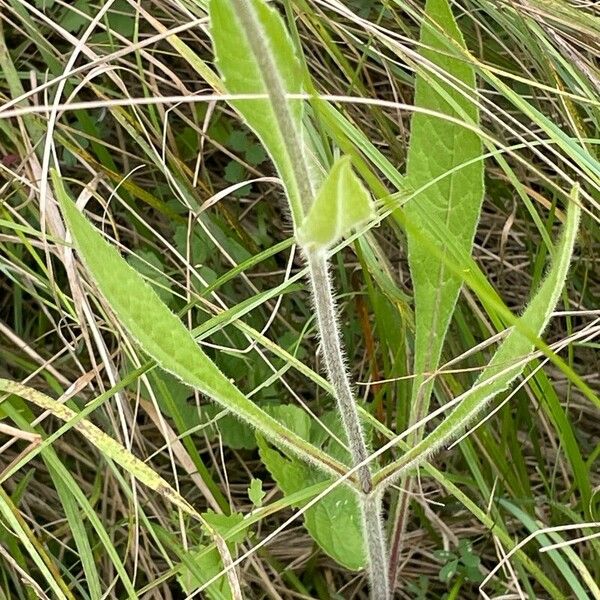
left=465, top=565, right=484, bottom=583
left=297, top=156, right=374, bottom=249
left=178, top=546, right=233, bottom=599
left=257, top=407, right=366, bottom=570
left=52, top=171, right=349, bottom=483
left=375, top=195, right=581, bottom=487
left=59, top=0, right=90, bottom=33
left=209, top=0, right=309, bottom=222
left=402, top=0, right=484, bottom=434
left=257, top=429, right=313, bottom=496
left=228, top=129, right=249, bottom=152
left=176, top=126, right=199, bottom=160
left=202, top=511, right=246, bottom=545
left=106, top=0, right=136, bottom=39
left=258, top=437, right=365, bottom=570
left=304, top=486, right=365, bottom=570
left=461, top=552, right=480, bottom=569
left=152, top=370, right=197, bottom=425
left=127, top=249, right=173, bottom=305
left=201, top=404, right=257, bottom=450
left=439, top=559, right=459, bottom=583
left=178, top=512, right=245, bottom=600
left=177, top=510, right=248, bottom=600
left=434, top=549, right=456, bottom=561
left=245, top=143, right=268, bottom=166
left=224, top=161, right=246, bottom=184
left=248, top=478, right=265, bottom=507
left=267, top=404, right=312, bottom=442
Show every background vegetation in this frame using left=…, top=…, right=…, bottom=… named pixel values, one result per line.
left=0, top=0, right=599, bottom=598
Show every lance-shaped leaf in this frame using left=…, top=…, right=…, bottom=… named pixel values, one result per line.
left=52, top=172, right=349, bottom=483
left=375, top=196, right=581, bottom=489
left=210, top=0, right=312, bottom=222
left=402, top=0, right=484, bottom=435
left=297, top=156, right=374, bottom=250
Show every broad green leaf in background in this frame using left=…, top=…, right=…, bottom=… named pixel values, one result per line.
left=52, top=172, right=350, bottom=483
left=209, top=0, right=313, bottom=223
left=201, top=404, right=258, bottom=450
left=375, top=196, right=581, bottom=488
left=297, top=156, right=374, bottom=250
left=257, top=406, right=366, bottom=570
left=401, top=0, right=485, bottom=436
left=248, top=478, right=265, bottom=507
left=151, top=371, right=258, bottom=451
left=178, top=511, right=246, bottom=599
left=179, top=547, right=233, bottom=600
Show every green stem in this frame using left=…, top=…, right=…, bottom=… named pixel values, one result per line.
left=306, top=250, right=389, bottom=599
left=230, top=0, right=312, bottom=223
left=306, top=251, right=372, bottom=493
left=228, top=3, right=390, bottom=596
left=362, top=492, right=390, bottom=599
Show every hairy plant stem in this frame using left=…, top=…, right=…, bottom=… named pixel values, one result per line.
left=306, top=250, right=389, bottom=599
left=229, top=0, right=313, bottom=222
left=228, top=3, right=390, bottom=596
left=306, top=252, right=372, bottom=493
left=362, top=492, right=390, bottom=600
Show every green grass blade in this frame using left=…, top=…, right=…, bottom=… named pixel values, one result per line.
left=0, top=379, right=200, bottom=517
left=0, top=400, right=137, bottom=599
left=499, top=499, right=596, bottom=600
left=50, top=469, right=101, bottom=599
left=375, top=194, right=581, bottom=489
left=0, top=487, right=71, bottom=600
left=403, top=0, right=485, bottom=436
left=51, top=172, right=349, bottom=484
left=0, top=380, right=246, bottom=598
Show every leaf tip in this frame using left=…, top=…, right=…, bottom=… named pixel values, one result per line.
left=297, top=156, right=374, bottom=250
